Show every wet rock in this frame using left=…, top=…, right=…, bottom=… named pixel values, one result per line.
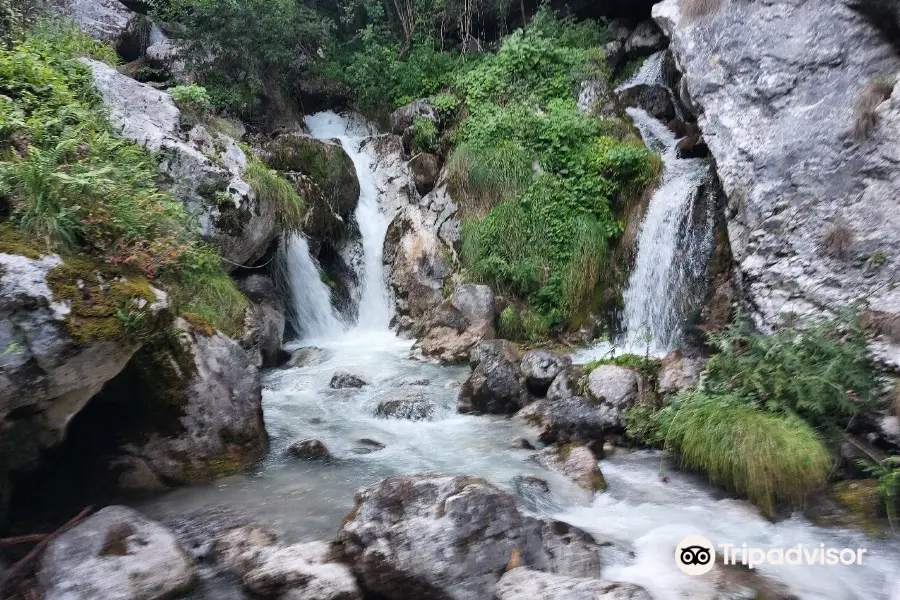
left=624, top=20, right=666, bottom=57
left=398, top=377, right=431, bottom=386
left=675, top=132, right=708, bottom=158
left=244, top=543, right=362, bottom=600
left=585, top=366, right=642, bottom=431
left=375, top=391, right=436, bottom=421
left=537, top=445, right=607, bottom=492
left=417, top=284, right=497, bottom=363
left=213, top=525, right=280, bottom=576
left=83, top=60, right=276, bottom=270
left=605, top=40, right=626, bottom=70
left=496, top=568, right=652, bottom=600
left=38, top=506, right=196, bottom=600
left=521, top=350, right=572, bottom=397
left=329, top=371, right=369, bottom=389
left=335, top=474, right=606, bottom=599
left=878, top=415, right=900, bottom=448
left=242, top=297, right=286, bottom=368
left=390, top=99, right=438, bottom=136
left=351, top=438, right=386, bottom=454
left=512, top=475, right=558, bottom=513
left=511, top=437, right=536, bottom=450
left=287, top=347, right=326, bottom=368
left=286, top=439, right=332, bottom=460
left=615, top=83, right=676, bottom=122
left=410, top=152, right=440, bottom=196
left=458, top=339, right=527, bottom=415
left=658, top=347, right=707, bottom=396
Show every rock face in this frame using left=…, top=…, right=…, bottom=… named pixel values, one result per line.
left=0, top=251, right=161, bottom=477
left=458, top=340, right=526, bottom=414
left=83, top=59, right=277, bottom=270
left=653, top=0, right=900, bottom=363
left=390, top=99, right=438, bottom=136
left=58, top=0, right=142, bottom=46
left=113, top=318, right=267, bottom=490
left=335, top=474, right=605, bottom=600
left=496, top=569, right=652, bottom=600
left=239, top=274, right=286, bottom=368
left=416, top=284, right=497, bottom=363
left=38, top=506, right=196, bottom=600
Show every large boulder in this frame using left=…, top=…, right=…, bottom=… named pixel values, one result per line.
left=0, top=249, right=163, bottom=478
left=57, top=0, right=142, bottom=47
left=653, top=0, right=900, bottom=363
left=416, top=284, right=497, bottom=363
left=585, top=366, right=642, bottom=431
left=335, top=474, right=606, bottom=600
left=110, top=318, right=267, bottom=490
left=409, top=152, right=440, bottom=196
left=83, top=59, right=276, bottom=270
left=375, top=390, right=436, bottom=421
left=458, top=339, right=527, bottom=414
left=38, top=506, right=196, bottom=600
left=496, top=569, right=652, bottom=600
left=521, top=350, right=572, bottom=396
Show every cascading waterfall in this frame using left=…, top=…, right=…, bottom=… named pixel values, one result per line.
left=281, top=234, right=345, bottom=339
left=306, top=112, right=393, bottom=332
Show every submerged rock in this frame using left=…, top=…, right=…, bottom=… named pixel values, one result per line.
left=335, top=474, right=606, bottom=599
left=287, top=347, right=327, bottom=368
left=458, top=339, right=527, bottom=415
left=375, top=391, right=436, bottom=421
left=329, top=371, right=369, bottom=389
left=352, top=438, right=386, bottom=454
left=537, top=445, right=607, bottom=492
left=496, top=568, right=652, bottom=600
left=38, top=506, right=196, bottom=600
left=286, top=439, right=332, bottom=460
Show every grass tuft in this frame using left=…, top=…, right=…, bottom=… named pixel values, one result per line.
left=853, top=76, right=895, bottom=141
left=447, top=142, right=533, bottom=218
left=656, top=391, right=831, bottom=516
left=245, top=157, right=305, bottom=234
left=820, top=222, right=856, bottom=260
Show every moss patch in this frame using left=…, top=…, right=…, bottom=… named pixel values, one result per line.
left=589, top=470, right=607, bottom=492
left=832, top=479, right=880, bottom=519
left=182, top=312, right=216, bottom=337
left=0, top=225, right=45, bottom=259
left=46, top=256, right=157, bottom=344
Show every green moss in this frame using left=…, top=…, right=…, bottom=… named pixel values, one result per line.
left=46, top=256, right=156, bottom=344
left=181, top=312, right=216, bottom=337
left=589, top=470, right=608, bottom=492
left=0, top=225, right=45, bottom=259
left=832, top=479, right=880, bottom=519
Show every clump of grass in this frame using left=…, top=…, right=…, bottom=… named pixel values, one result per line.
left=656, top=391, right=831, bottom=516
left=447, top=142, right=533, bottom=217
left=682, top=0, right=726, bottom=21
left=498, top=305, right=525, bottom=340
left=853, top=76, right=895, bottom=141
left=563, top=216, right=608, bottom=317
left=820, top=222, right=856, bottom=260
left=245, top=157, right=305, bottom=233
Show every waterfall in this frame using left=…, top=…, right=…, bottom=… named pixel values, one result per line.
left=620, top=108, right=714, bottom=354
left=305, top=112, right=393, bottom=331
left=282, top=234, right=344, bottom=339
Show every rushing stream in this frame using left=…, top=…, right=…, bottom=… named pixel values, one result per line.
left=139, top=112, right=900, bottom=599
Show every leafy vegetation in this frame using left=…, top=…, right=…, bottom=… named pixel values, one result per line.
left=0, top=20, right=246, bottom=336
left=244, top=157, right=305, bottom=234
left=860, top=456, right=900, bottom=527
left=169, top=83, right=212, bottom=114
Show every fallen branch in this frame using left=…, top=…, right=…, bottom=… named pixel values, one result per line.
left=0, top=535, right=47, bottom=547
left=0, top=506, right=93, bottom=593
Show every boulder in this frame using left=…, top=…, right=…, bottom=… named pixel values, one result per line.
left=623, top=20, right=666, bottom=57
left=585, top=366, right=642, bottom=430
left=59, top=0, right=142, bottom=46
left=0, top=250, right=163, bottom=476
left=375, top=390, right=436, bottom=421
left=537, top=445, right=607, bottom=492
left=390, top=99, right=438, bottom=136
left=518, top=370, right=616, bottom=445
left=653, top=0, right=900, bottom=363
left=212, top=525, right=279, bottom=576
left=657, top=347, right=707, bottom=395
left=286, top=439, right=332, bottom=460
left=496, top=569, right=652, bottom=600
left=111, top=318, right=267, bottom=490
left=287, top=346, right=327, bottom=368
left=615, top=84, right=676, bottom=122
left=521, top=350, right=572, bottom=396
left=417, top=284, right=497, bottom=363
left=335, top=475, right=606, bottom=599
left=83, top=60, right=276, bottom=270
left=238, top=275, right=286, bottom=368
left=38, top=506, right=196, bottom=600
left=410, top=152, right=441, bottom=196
left=458, top=339, right=527, bottom=414
left=329, top=371, right=369, bottom=389
left=351, top=438, right=386, bottom=454
left=244, top=544, right=362, bottom=600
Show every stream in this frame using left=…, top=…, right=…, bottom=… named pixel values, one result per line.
left=138, top=112, right=900, bottom=599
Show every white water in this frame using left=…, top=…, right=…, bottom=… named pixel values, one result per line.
left=282, top=233, right=344, bottom=338
left=139, top=112, right=900, bottom=600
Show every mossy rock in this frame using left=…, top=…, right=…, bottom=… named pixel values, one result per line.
left=831, top=479, right=880, bottom=519
left=0, top=225, right=45, bottom=259
left=45, top=255, right=158, bottom=344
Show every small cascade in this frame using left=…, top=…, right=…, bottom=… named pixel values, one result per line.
left=617, top=50, right=685, bottom=123
left=281, top=234, right=344, bottom=339
left=620, top=108, right=715, bottom=354
left=306, top=112, right=393, bottom=332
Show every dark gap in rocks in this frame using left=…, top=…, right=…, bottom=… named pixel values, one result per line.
left=116, top=16, right=154, bottom=63
left=847, top=0, right=900, bottom=51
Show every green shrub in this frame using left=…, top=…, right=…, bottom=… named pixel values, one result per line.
left=583, top=353, right=662, bottom=375
left=170, top=84, right=212, bottom=114
left=861, top=456, right=900, bottom=526
left=446, top=142, right=533, bottom=216
left=704, top=314, right=878, bottom=432
left=623, top=405, right=660, bottom=446
left=523, top=308, right=551, bottom=341
left=655, top=391, right=831, bottom=516
left=498, top=305, right=525, bottom=340
left=411, top=116, right=438, bottom=154
left=245, top=157, right=305, bottom=233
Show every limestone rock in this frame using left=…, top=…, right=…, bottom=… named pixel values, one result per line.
left=375, top=389, right=436, bottom=421
left=329, top=371, right=369, bottom=389
left=458, top=339, right=526, bottom=414
left=38, top=506, right=196, bottom=600
left=286, top=439, right=332, bottom=460
left=537, top=445, right=607, bottom=492
left=409, top=152, right=441, bottom=196
left=653, top=0, right=900, bottom=363
left=416, top=284, right=497, bottom=363
left=496, top=569, right=652, bottom=600
left=521, top=350, right=572, bottom=396
left=58, top=0, right=142, bottom=46
left=585, top=366, right=642, bottom=431
left=239, top=275, right=286, bottom=368
left=83, top=60, right=276, bottom=270
left=335, top=474, right=606, bottom=599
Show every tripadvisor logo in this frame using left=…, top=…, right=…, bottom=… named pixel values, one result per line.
left=675, top=536, right=715, bottom=576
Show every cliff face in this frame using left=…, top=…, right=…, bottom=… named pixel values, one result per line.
left=654, top=0, right=900, bottom=363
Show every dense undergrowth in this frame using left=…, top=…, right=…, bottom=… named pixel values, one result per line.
left=0, top=19, right=247, bottom=337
